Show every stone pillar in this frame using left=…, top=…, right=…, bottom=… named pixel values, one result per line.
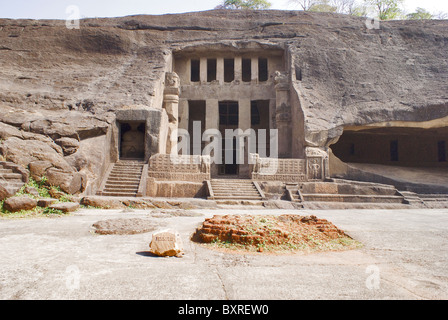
left=163, top=72, right=181, bottom=155
left=186, top=59, right=192, bottom=84
left=234, top=56, right=242, bottom=83
left=206, top=99, right=219, bottom=177
left=200, top=58, right=207, bottom=84
left=217, top=58, right=224, bottom=85
left=239, top=99, right=251, bottom=178
left=206, top=99, right=219, bottom=131
left=251, top=58, right=258, bottom=83
left=178, top=99, right=189, bottom=132
left=274, top=71, right=292, bottom=159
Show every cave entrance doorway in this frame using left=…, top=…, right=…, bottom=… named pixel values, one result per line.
left=119, top=121, right=146, bottom=160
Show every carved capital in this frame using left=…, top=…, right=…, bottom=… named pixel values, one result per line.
left=164, top=72, right=180, bottom=96
left=274, top=71, right=289, bottom=91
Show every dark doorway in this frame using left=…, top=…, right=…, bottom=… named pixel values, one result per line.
left=188, top=100, right=206, bottom=155
left=219, top=101, right=239, bottom=175
left=439, top=141, right=447, bottom=162
left=120, top=122, right=145, bottom=159
left=251, top=100, right=270, bottom=157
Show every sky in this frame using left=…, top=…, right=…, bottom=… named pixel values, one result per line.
left=0, top=0, right=447, bottom=19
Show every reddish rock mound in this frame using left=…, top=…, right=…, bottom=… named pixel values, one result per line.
left=193, top=214, right=360, bottom=253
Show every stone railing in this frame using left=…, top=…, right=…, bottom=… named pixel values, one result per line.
left=250, top=154, right=307, bottom=182
left=250, top=147, right=329, bottom=182
left=147, top=153, right=211, bottom=182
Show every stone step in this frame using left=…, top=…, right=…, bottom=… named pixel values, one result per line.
left=209, top=179, right=262, bottom=201
left=419, top=194, right=448, bottom=202
left=105, top=181, right=140, bottom=186
left=103, top=188, right=138, bottom=194
left=211, top=186, right=258, bottom=191
left=110, top=170, right=143, bottom=175
left=212, top=195, right=263, bottom=200
left=0, top=173, right=23, bottom=180
left=302, top=193, right=405, bottom=203
left=6, top=182, right=25, bottom=188
left=3, top=178, right=24, bottom=184
left=110, top=168, right=142, bottom=172
left=211, top=181, right=254, bottom=185
left=0, top=168, right=13, bottom=174
left=100, top=191, right=138, bottom=197
left=106, top=180, right=141, bottom=185
left=104, top=186, right=138, bottom=192
left=213, top=190, right=260, bottom=197
left=108, top=173, right=142, bottom=179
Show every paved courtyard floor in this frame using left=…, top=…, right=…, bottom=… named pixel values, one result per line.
left=0, top=207, right=447, bottom=300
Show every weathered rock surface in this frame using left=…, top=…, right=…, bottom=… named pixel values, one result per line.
left=92, top=218, right=158, bottom=235
left=0, top=184, right=15, bottom=201
left=3, top=196, right=38, bottom=212
left=37, top=198, right=58, bottom=208
left=149, top=229, right=184, bottom=257
left=48, top=202, right=80, bottom=213
left=0, top=10, right=446, bottom=194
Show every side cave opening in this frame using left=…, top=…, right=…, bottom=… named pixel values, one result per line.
left=329, top=125, right=448, bottom=192
left=119, top=121, right=146, bottom=160
left=331, top=126, right=448, bottom=168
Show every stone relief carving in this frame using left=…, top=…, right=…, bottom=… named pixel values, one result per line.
left=274, top=71, right=289, bottom=90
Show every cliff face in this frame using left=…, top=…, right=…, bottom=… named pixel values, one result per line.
left=0, top=10, right=447, bottom=193
left=1, top=10, right=447, bottom=126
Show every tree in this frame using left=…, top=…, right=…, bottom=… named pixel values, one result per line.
left=216, top=0, right=272, bottom=9
left=309, top=0, right=338, bottom=13
left=331, top=0, right=356, bottom=14
left=288, top=0, right=320, bottom=11
left=434, top=11, right=448, bottom=20
left=365, top=0, right=404, bottom=20
left=406, top=7, right=433, bottom=20
left=291, top=0, right=367, bottom=16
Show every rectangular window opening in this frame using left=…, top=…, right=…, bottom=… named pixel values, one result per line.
left=207, top=59, right=217, bottom=82
left=242, top=58, right=252, bottom=82
left=224, top=59, right=235, bottom=83
left=190, top=59, right=200, bottom=82
left=258, top=58, right=268, bottom=82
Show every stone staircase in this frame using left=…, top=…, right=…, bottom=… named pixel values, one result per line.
left=208, top=179, right=264, bottom=201
left=399, top=191, right=425, bottom=206
left=0, top=161, right=27, bottom=196
left=97, top=160, right=145, bottom=197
